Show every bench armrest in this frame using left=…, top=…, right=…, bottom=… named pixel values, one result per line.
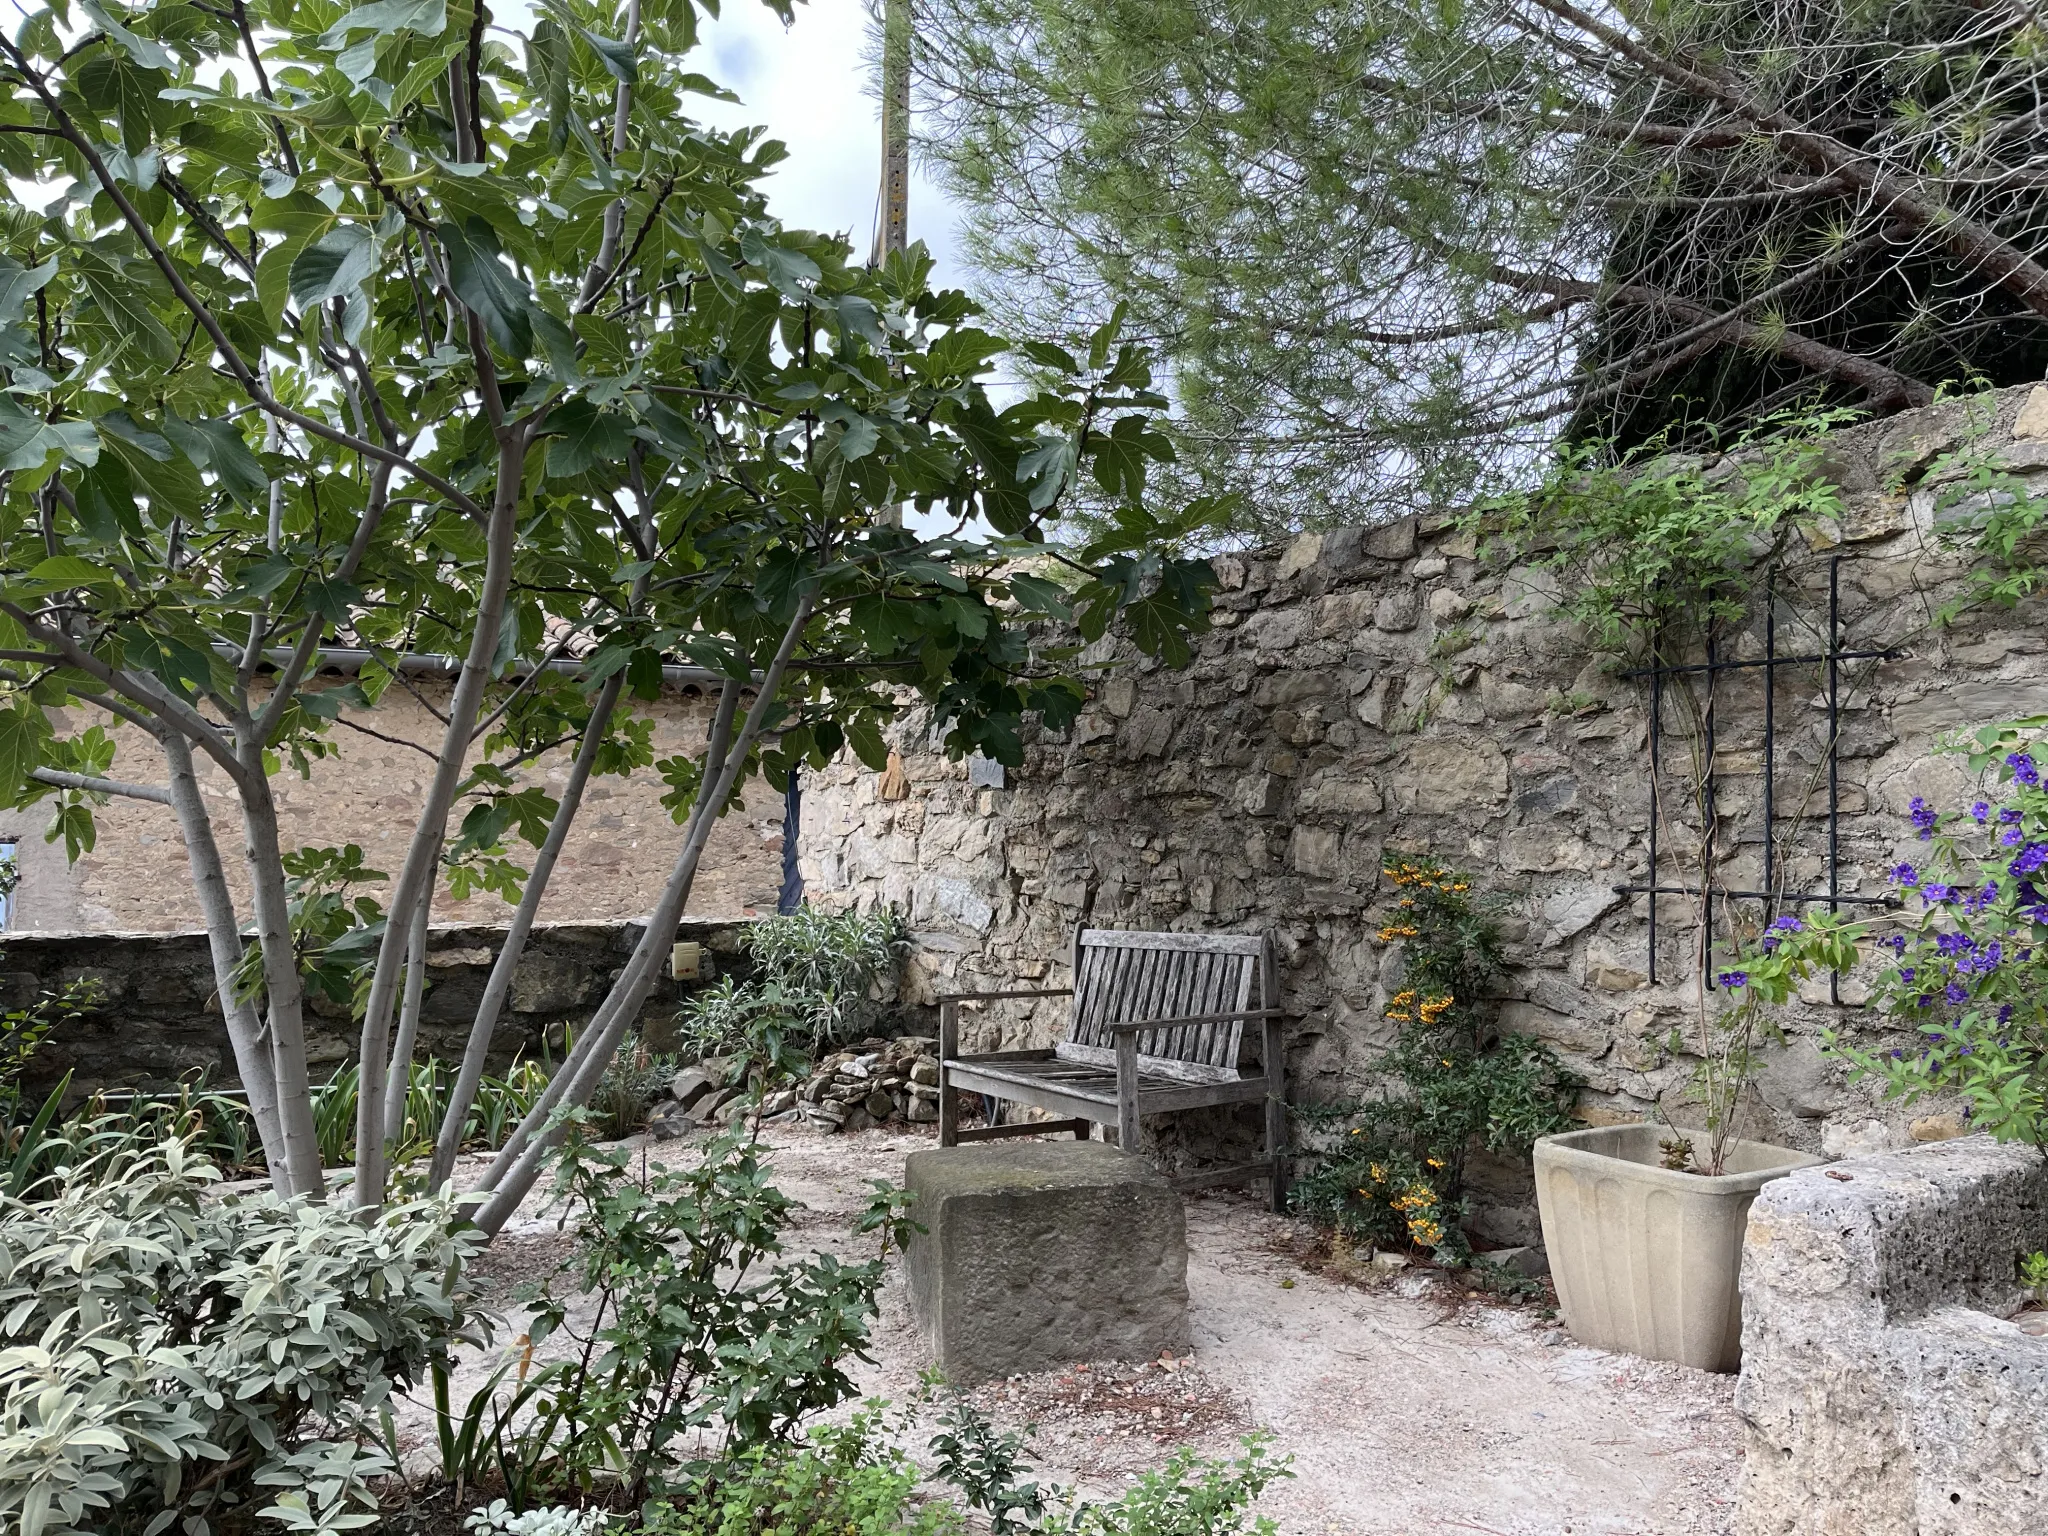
left=1103, top=1007, right=1283, bottom=1035
left=939, top=988, right=1073, bottom=1057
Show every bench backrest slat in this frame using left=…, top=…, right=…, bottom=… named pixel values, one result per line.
left=1064, top=929, right=1267, bottom=1074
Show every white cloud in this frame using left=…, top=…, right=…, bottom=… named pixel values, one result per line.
left=691, top=0, right=964, bottom=285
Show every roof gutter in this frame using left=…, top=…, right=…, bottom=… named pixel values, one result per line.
left=213, top=645, right=729, bottom=689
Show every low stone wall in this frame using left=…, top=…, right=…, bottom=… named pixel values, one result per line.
left=802, top=383, right=2048, bottom=1239
left=3, top=917, right=751, bottom=1104
left=1735, top=1136, right=2048, bottom=1534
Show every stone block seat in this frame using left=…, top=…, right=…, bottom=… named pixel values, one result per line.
left=904, top=1141, right=1191, bottom=1385
left=1736, top=1135, right=2048, bottom=1535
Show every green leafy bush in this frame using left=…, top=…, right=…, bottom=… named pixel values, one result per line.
left=1292, top=860, right=1579, bottom=1258
left=675, top=908, right=908, bottom=1073
left=0, top=1137, right=484, bottom=1535
left=1470, top=412, right=1851, bottom=660
left=646, top=1409, right=961, bottom=1536
left=305, top=1056, right=555, bottom=1169
left=502, top=1129, right=897, bottom=1505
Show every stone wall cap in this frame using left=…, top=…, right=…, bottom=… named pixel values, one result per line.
left=906, top=1141, right=1172, bottom=1195
left=1754, top=1131, right=2040, bottom=1221
left=0, top=913, right=753, bottom=945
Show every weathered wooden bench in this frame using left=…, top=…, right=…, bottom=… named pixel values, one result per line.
left=937, top=928, right=1286, bottom=1211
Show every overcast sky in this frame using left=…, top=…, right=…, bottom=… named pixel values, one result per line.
left=690, top=0, right=967, bottom=286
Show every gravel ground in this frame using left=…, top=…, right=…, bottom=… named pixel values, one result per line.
left=426, top=1123, right=1745, bottom=1536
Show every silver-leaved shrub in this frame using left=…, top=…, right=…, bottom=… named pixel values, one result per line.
left=0, top=1136, right=484, bottom=1535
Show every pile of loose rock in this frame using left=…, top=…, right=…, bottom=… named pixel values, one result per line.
left=650, top=1034, right=944, bottom=1139
left=793, top=1035, right=943, bottom=1132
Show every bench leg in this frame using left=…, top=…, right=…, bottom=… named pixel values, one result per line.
left=1115, top=1031, right=1139, bottom=1152
left=938, top=1002, right=959, bottom=1147
left=1263, top=1017, right=1287, bottom=1213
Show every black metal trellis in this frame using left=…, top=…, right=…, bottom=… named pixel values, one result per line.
left=1613, top=555, right=1901, bottom=999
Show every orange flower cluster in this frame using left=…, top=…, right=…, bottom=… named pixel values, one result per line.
left=1381, top=861, right=1471, bottom=894
left=1376, top=922, right=1421, bottom=941
left=1390, top=1181, right=1446, bottom=1248
left=1385, top=989, right=1455, bottom=1024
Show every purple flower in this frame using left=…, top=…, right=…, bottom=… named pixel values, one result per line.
left=2003, top=826, right=2026, bottom=847
left=1999, top=1003, right=2015, bottom=1025
left=1917, top=993, right=1935, bottom=1009
left=1889, top=862, right=1920, bottom=887
left=2013, top=844, right=2048, bottom=878
left=1761, top=936, right=1781, bottom=952
left=1771, top=915, right=1803, bottom=932
left=1922, top=883, right=1957, bottom=904
left=1900, top=967, right=1917, bottom=982
left=2008, top=752, right=2041, bottom=787
left=2002, top=807, right=2024, bottom=825
left=1945, top=981, right=1969, bottom=1004
left=1959, top=1042, right=1976, bottom=1056
left=1972, top=801, right=1991, bottom=823
left=1888, top=933, right=1909, bottom=954
left=1937, top=931, right=1976, bottom=955
left=1911, top=796, right=1938, bottom=839
left=1717, top=970, right=1748, bottom=989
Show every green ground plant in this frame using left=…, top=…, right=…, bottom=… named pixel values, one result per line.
left=1292, top=860, right=1579, bottom=1260
left=646, top=1409, right=961, bottom=1536
left=928, top=1395, right=1046, bottom=1534
left=2021, top=1250, right=2048, bottom=1304
left=1060, top=1435, right=1287, bottom=1536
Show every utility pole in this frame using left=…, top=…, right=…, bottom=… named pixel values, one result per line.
left=871, top=0, right=910, bottom=266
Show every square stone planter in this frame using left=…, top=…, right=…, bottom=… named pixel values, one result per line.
left=1534, top=1122, right=1822, bottom=1371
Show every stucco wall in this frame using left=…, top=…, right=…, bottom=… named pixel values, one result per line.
left=799, top=384, right=2048, bottom=1238
left=3, top=677, right=786, bottom=933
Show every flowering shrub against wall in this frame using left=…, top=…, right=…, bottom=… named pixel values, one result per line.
left=1714, top=722, right=2048, bottom=1153
left=1293, top=861, right=1580, bottom=1257
left=1836, top=727, right=2048, bottom=1147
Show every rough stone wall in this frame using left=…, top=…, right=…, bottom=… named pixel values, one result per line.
left=4, top=679, right=785, bottom=933
left=801, top=383, right=2048, bottom=1240
left=1735, top=1135, right=2048, bottom=1535
left=3, top=916, right=751, bottom=1104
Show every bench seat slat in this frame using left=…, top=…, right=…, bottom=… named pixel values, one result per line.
left=947, top=1058, right=1271, bottom=1116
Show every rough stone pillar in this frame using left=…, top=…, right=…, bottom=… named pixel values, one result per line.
left=1736, top=1135, right=2048, bottom=1535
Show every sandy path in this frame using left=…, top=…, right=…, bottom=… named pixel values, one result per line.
left=433, top=1123, right=1743, bottom=1536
